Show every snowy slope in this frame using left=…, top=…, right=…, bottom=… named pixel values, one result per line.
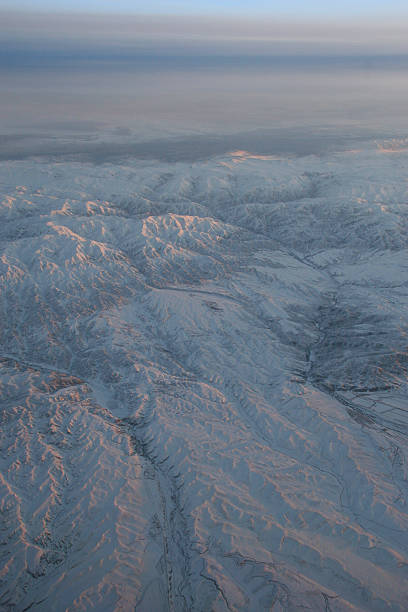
left=1, top=142, right=407, bottom=611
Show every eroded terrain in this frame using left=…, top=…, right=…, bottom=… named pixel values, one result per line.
left=1, top=142, right=408, bottom=610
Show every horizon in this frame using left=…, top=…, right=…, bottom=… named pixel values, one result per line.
left=2, top=8, right=408, bottom=53
left=1, top=2, right=408, bottom=152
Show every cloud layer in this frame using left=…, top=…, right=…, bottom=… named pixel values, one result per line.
left=2, top=10, right=408, bottom=56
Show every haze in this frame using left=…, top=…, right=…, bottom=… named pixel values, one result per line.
left=1, top=9, right=408, bottom=160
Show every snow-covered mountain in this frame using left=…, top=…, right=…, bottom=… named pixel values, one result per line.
left=1, top=141, right=407, bottom=611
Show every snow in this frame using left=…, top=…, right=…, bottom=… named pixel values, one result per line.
left=0, top=140, right=407, bottom=611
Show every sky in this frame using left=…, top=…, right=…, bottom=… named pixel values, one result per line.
left=1, top=0, right=408, bottom=145
left=2, top=0, right=408, bottom=59
left=1, top=0, right=408, bottom=18
left=2, top=7, right=408, bottom=57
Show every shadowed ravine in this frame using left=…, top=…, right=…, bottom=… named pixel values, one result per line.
left=1, top=143, right=408, bottom=611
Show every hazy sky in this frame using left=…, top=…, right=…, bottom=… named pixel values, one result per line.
left=2, top=9, right=408, bottom=56
left=1, top=0, right=408, bottom=149
left=1, top=0, right=408, bottom=18
left=2, top=1, right=408, bottom=58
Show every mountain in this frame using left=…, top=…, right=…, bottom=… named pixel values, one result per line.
left=1, top=142, right=407, bottom=611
